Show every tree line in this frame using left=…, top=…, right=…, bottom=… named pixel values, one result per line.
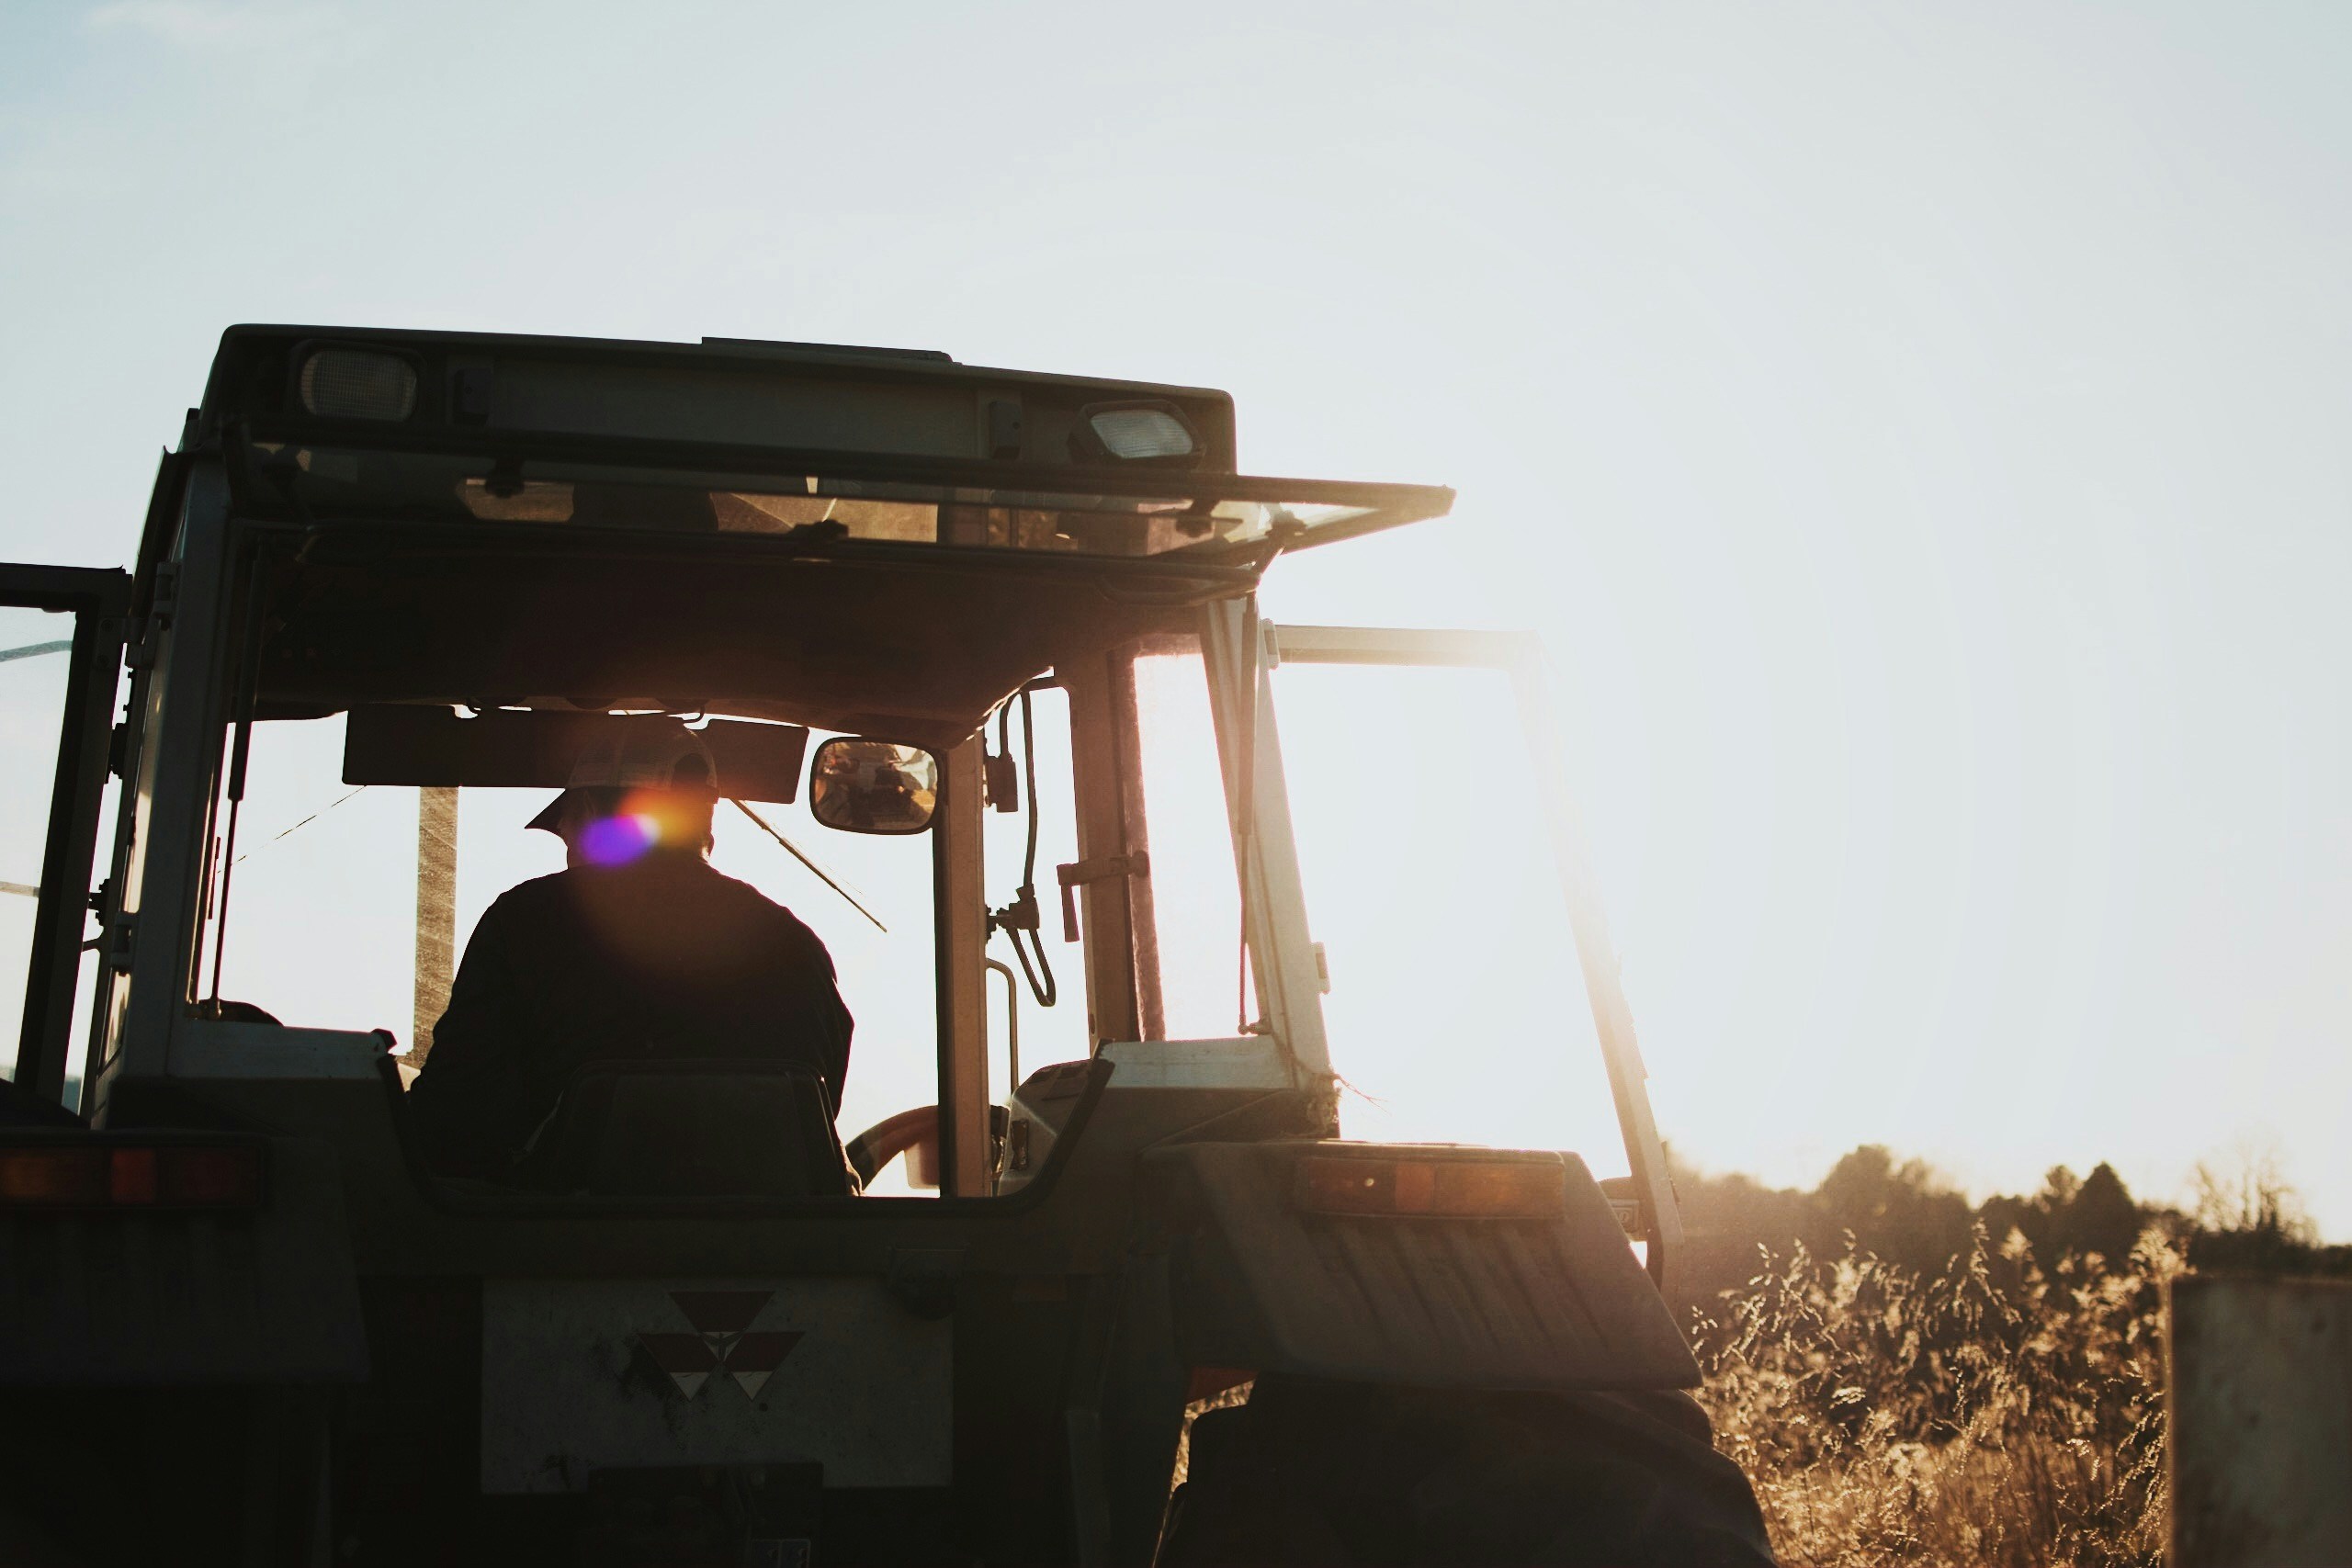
left=1666, top=1142, right=2348, bottom=1324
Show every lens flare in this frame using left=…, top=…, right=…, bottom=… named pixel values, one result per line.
left=580, top=812, right=659, bottom=866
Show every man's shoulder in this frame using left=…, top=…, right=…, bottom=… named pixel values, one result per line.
left=698, top=868, right=831, bottom=946
left=702, top=868, right=808, bottom=924
left=499, top=863, right=824, bottom=951
left=473, top=871, right=582, bottom=931
left=491, top=870, right=576, bottom=909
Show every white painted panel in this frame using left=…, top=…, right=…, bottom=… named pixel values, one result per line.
left=168, top=1020, right=387, bottom=1079
left=1100, top=1036, right=1289, bottom=1089
left=481, top=1278, right=950, bottom=1493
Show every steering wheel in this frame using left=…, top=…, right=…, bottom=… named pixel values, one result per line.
left=844, top=1105, right=1011, bottom=1189
left=846, top=1106, right=942, bottom=1188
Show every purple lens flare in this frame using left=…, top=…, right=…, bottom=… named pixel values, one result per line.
left=580, top=812, right=659, bottom=866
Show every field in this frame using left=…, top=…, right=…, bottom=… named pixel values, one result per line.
left=1696, top=1229, right=2176, bottom=1568
left=1679, top=1147, right=2343, bottom=1567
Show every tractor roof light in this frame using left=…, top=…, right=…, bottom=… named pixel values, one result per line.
left=297, top=346, right=419, bottom=422
left=0, top=1141, right=267, bottom=1210
left=1293, top=1153, right=1566, bottom=1220
left=1069, top=400, right=1200, bottom=466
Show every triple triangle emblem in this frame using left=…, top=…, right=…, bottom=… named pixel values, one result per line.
left=635, top=1290, right=803, bottom=1400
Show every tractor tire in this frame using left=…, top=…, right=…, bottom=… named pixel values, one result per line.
left=1158, top=1374, right=1776, bottom=1567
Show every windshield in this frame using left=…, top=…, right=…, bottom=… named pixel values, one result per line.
left=206, top=716, right=935, bottom=1120
left=200, top=697, right=1105, bottom=1192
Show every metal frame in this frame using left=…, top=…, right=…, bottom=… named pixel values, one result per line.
left=933, top=738, right=992, bottom=1195
left=90, top=461, right=242, bottom=1110
left=0, top=563, right=130, bottom=1103
left=232, top=413, right=1458, bottom=550
left=1249, top=621, right=1686, bottom=1292
left=1062, top=649, right=1146, bottom=1050
left=1199, top=600, right=1338, bottom=1127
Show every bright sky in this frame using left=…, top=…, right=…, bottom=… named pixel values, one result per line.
left=4, top=2, right=2348, bottom=1233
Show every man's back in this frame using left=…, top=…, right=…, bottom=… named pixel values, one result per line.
left=406, top=858, right=853, bottom=1177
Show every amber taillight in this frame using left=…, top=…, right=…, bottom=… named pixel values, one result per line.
left=0, top=1142, right=266, bottom=1209
left=1292, top=1155, right=1564, bottom=1219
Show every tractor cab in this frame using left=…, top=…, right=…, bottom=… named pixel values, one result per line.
left=0, top=328, right=1763, bottom=1567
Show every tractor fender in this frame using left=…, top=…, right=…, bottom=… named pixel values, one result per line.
left=0, top=1132, right=368, bottom=1385
left=1140, top=1141, right=1699, bottom=1392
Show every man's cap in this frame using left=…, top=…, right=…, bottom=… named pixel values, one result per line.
left=526, top=721, right=719, bottom=833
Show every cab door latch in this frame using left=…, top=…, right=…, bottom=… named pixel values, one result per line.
left=1054, top=852, right=1150, bottom=942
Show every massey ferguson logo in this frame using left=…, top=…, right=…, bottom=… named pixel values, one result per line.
left=634, top=1290, right=803, bottom=1400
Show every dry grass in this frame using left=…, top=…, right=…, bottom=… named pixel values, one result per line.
left=1172, top=1382, right=1255, bottom=1486
left=1694, top=1224, right=2182, bottom=1568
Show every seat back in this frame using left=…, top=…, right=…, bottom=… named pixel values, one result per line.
left=523, top=1058, right=855, bottom=1197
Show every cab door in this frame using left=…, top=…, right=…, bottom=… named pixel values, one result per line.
left=1249, top=620, right=1686, bottom=1292
left=0, top=564, right=130, bottom=1109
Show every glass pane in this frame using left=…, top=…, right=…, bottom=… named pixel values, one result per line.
left=695, top=754, right=936, bottom=1163
left=0, top=604, right=74, bottom=1079
left=1272, top=663, right=1627, bottom=1171
left=209, top=715, right=417, bottom=1032
left=1133, top=650, right=1249, bottom=1041
left=207, top=713, right=952, bottom=1189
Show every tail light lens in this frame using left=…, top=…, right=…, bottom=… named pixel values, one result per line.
left=1294, top=1154, right=1565, bottom=1219
left=0, top=1143, right=266, bottom=1209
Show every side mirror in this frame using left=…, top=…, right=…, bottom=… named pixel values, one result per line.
left=808, top=739, right=940, bottom=835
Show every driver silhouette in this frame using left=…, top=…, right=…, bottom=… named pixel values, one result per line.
left=404, top=722, right=852, bottom=1179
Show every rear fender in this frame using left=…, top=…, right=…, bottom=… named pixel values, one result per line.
left=1141, top=1141, right=1698, bottom=1392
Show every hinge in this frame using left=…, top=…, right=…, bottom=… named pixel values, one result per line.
left=102, top=910, right=136, bottom=973
left=123, top=563, right=178, bottom=671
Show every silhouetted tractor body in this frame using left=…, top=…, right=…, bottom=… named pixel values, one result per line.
left=0, top=327, right=1772, bottom=1565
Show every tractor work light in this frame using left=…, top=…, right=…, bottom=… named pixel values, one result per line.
left=1293, top=1154, right=1566, bottom=1219
left=1069, top=400, right=1199, bottom=464
left=297, top=346, right=418, bottom=421
left=0, top=1142, right=267, bottom=1209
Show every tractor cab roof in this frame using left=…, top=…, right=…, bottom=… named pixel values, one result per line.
left=192, top=325, right=1453, bottom=747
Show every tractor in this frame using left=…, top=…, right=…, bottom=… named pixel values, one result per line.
left=0, top=325, right=1773, bottom=1565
